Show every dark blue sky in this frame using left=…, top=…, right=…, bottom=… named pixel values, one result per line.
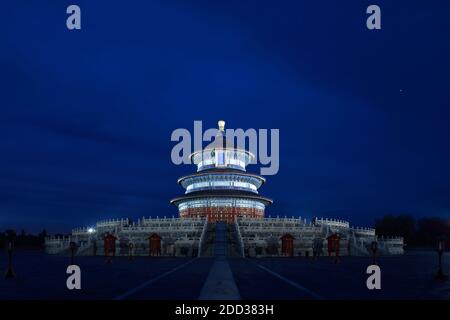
left=1, top=1, right=449, bottom=233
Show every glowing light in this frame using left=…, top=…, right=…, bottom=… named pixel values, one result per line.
left=88, top=228, right=95, bottom=233
left=218, top=120, right=225, bottom=131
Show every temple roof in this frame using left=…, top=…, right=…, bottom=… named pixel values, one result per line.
left=170, top=189, right=273, bottom=206
left=177, top=168, right=266, bottom=185
left=189, top=120, right=256, bottom=162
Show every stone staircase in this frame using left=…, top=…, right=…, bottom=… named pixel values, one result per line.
left=199, top=223, right=216, bottom=257
left=214, top=221, right=228, bottom=257
left=198, top=221, right=244, bottom=257
left=348, top=238, right=371, bottom=256
left=227, top=223, right=244, bottom=257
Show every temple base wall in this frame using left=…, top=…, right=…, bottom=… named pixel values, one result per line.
left=180, top=206, right=264, bottom=223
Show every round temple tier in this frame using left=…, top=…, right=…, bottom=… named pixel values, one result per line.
left=191, top=148, right=254, bottom=172
left=171, top=194, right=272, bottom=222
left=177, top=169, right=265, bottom=194
left=171, top=120, right=272, bottom=223
left=190, top=120, right=255, bottom=172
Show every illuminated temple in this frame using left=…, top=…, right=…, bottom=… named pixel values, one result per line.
left=170, top=120, right=272, bottom=223
left=45, top=121, right=404, bottom=257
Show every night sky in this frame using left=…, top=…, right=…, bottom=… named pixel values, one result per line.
left=1, top=1, right=449, bottom=233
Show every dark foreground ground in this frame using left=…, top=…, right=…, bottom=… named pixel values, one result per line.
left=0, top=250, right=449, bottom=300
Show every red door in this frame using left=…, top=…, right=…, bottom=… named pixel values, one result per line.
left=148, top=233, right=161, bottom=256
left=280, top=234, right=295, bottom=256
left=327, top=234, right=341, bottom=262
left=104, top=234, right=117, bottom=257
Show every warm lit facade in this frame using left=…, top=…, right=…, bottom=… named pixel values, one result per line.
left=170, top=120, right=272, bottom=223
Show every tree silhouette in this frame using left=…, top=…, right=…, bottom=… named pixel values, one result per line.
left=416, top=217, right=450, bottom=247
left=376, top=214, right=450, bottom=247
left=375, top=214, right=416, bottom=244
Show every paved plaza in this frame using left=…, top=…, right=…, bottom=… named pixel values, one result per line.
left=0, top=250, right=449, bottom=300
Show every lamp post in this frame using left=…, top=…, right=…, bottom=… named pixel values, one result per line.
left=312, top=238, right=322, bottom=261
left=436, top=238, right=446, bottom=280
left=93, top=240, right=97, bottom=256
left=4, top=241, right=15, bottom=279
left=87, top=227, right=96, bottom=256
left=334, top=238, right=340, bottom=264
left=128, top=242, right=134, bottom=260
left=69, top=241, right=77, bottom=265
left=370, top=241, right=378, bottom=265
